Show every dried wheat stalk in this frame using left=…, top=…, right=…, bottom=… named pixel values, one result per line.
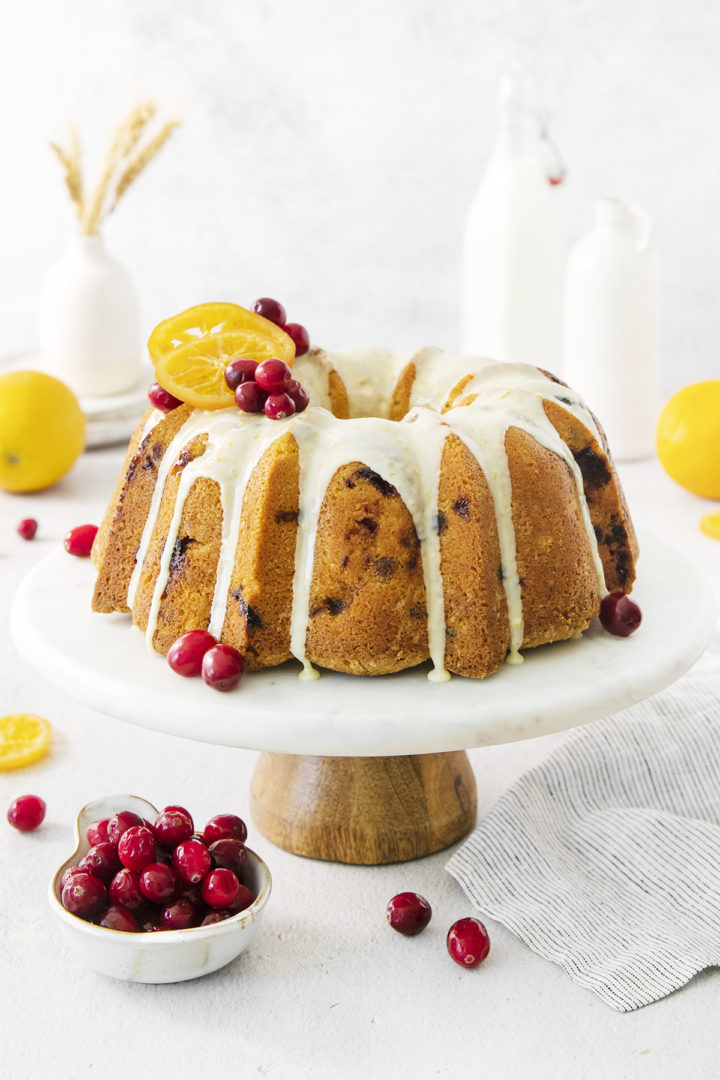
left=112, top=119, right=180, bottom=210
left=49, top=126, right=84, bottom=221
left=81, top=102, right=157, bottom=234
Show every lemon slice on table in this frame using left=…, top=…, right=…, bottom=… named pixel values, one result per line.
left=0, top=714, right=52, bottom=770
left=149, top=303, right=296, bottom=411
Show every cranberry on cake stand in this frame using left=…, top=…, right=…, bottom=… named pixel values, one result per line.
left=12, top=533, right=715, bottom=864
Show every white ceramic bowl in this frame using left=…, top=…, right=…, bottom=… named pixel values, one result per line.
left=49, top=794, right=272, bottom=984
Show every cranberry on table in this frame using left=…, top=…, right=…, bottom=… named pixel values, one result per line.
left=86, top=818, right=110, bottom=846
left=61, top=871, right=107, bottom=918
left=7, top=794, right=46, bottom=832
left=154, top=807, right=194, bottom=848
left=17, top=518, right=38, bottom=540
left=107, top=810, right=144, bottom=846
left=209, top=838, right=247, bottom=876
left=264, top=392, right=296, bottom=421
left=226, top=883, right=255, bottom=914
left=100, top=905, right=139, bottom=932
left=148, top=382, right=183, bottom=414
left=599, top=592, right=642, bottom=637
left=117, top=826, right=157, bottom=871
left=139, top=862, right=180, bottom=905
left=203, top=813, right=248, bottom=845
left=202, top=867, right=240, bottom=908
left=202, top=644, right=243, bottom=691
left=235, top=381, right=268, bottom=414
left=225, top=358, right=259, bottom=391
left=252, top=297, right=287, bottom=326
left=386, top=892, right=432, bottom=936
left=167, top=630, right=217, bottom=678
left=109, top=868, right=146, bottom=911
left=255, top=358, right=291, bottom=393
left=79, top=842, right=120, bottom=882
left=64, top=523, right=99, bottom=558
left=173, top=838, right=212, bottom=884
left=283, top=322, right=310, bottom=357
left=285, top=378, right=309, bottom=414
left=446, top=917, right=491, bottom=968
left=161, top=897, right=198, bottom=930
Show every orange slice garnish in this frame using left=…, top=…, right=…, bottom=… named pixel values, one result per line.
left=148, top=303, right=295, bottom=410
left=0, top=714, right=52, bottom=770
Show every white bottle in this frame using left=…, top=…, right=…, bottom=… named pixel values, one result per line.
left=564, top=198, right=661, bottom=461
left=462, top=76, right=564, bottom=370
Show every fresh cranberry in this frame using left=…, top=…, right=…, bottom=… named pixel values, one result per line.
left=165, top=805, right=192, bottom=817
left=264, top=392, right=296, bottom=420
left=64, top=524, right=99, bottom=558
left=180, top=882, right=205, bottom=906
left=226, top=884, right=255, bottom=914
left=255, top=358, right=291, bottom=393
left=7, top=794, right=46, bottom=832
left=117, top=826, right=157, bottom=871
left=100, top=904, right=139, bottom=932
left=61, top=872, right=107, bottom=918
left=285, top=378, right=309, bottom=414
left=161, top=897, right=198, bottom=930
left=599, top=592, right=642, bottom=637
left=139, top=862, right=180, bottom=905
left=209, top=838, right=247, bottom=876
left=138, top=912, right=162, bottom=932
left=17, top=518, right=38, bottom=540
left=203, top=814, right=248, bottom=845
left=154, top=808, right=194, bottom=848
left=201, top=910, right=230, bottom=925
left=202, top=867, right=240, bottom=908
left=61, top=865, right=87, bottom=890
left=79, top=842, right=120, bottom=882
left=202, top=644, right=243, bottom=691
left=252, top=297, right=287, bottom=326
left=386, top=892, right=432, bottom=936
left=173, top=838, right=212, bottom=884
left=148, top=382, right=183, bottom=413
left=107, top=810, right=143, bottom=846
left=446, top=917, right=491, bottom=968
left=224, top=358, right=258, bottom=391
left=109, top=868, right=146, bottom=911
left=167, top=630, right=217, bottom=677
left=235, top=381, right=267, bottom=413
left=283, top=322, right=310, bottom=356
left=86, top=818, right=110, bottom=846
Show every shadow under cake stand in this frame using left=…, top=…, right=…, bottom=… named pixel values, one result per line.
left=12, top=533, right=716, bottom=864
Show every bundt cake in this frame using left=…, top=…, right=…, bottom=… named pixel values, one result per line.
left=91, top=345, right=638, bottom=682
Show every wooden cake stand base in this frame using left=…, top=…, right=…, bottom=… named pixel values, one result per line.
left=250, top=751, right=477, bottom=864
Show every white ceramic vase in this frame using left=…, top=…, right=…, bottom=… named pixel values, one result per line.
left=40, top=234, right=142, bottom=398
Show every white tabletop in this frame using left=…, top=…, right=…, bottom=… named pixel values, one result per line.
left=2, top=443, right=718, bottom=1080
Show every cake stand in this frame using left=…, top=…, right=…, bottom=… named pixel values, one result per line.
left=12, top=532, right=716, bottom=864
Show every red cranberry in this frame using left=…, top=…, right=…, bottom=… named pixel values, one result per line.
left=235, top=381, right=267, bottom=413
left=7, top=794, right=46, bottom=831
left=225, top=358, right=258, bottom=391
left=109, top=868, right=146, bottom=911
left=86, top=818, right=110, bottom=846
left=202, top=644, right=243, bottom=691
left=118, top=826, right=157, bottom=871
left=226, top=883, right=255, bottom=914
left=202, top=868, right=240, bottom=908
left=148, top=382, right=183, bottom=413
left=64, top=523, right=98, bottom=557
left=173, top=838, right=212, bottom=884
left=599, top=592, right=642, bottom=637
left=100, top=904, right=139, bottom=932
left=165, top=805, right=192, bottom=816
left=61, top=865, right=87, bottom=890
left=167, top=630, right=217, bottom=677
left=201, top=910, right=230, bottom=925
left=79, top=842, right=120, bottom=882
left=138, top=913, right=162, bottom=932
left=446, top=917, right=491, bottom=968
left=107, top=810, right=144, bottom=846
left=203, top=814, right=248, bottom=845
left=264, top=392, right=296, bottom=421
left=17, top=518, right=38, bottom=540
left=180, top=881, right=205, bottom=906
left=61, top=872, right=107, bottom=918
left=386, top=892, right=432, bottom=936
left=154, top=808, right=194, bottom=848
left=283, top=322, right=310, bottom=356
left=252, top=297, right=287, bottom=326
left=255, top=358, right=292, bottom=393
left=161, top=897, right=198, bottom=930
left=209, top=838, right=247, bottom=876
left=139, top=862, right=180, bottom=905
left=285, top=378, right=309, bottom=414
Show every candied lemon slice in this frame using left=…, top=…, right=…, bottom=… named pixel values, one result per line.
left=0, top=714, right=52, bottom=770
left=700, top=509, right=720, bottom=540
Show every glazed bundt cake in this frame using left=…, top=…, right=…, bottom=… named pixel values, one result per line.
left=91, top=345, right=638, bottom=681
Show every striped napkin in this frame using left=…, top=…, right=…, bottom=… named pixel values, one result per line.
left=447, top=601, right=720, bottom=1011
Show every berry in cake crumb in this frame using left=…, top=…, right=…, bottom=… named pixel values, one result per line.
left=139, top=862, right=180, bottom=905
left=78, top=842, right=121, bottom=882
left=7, top=794, right=46, bottom=831
left=235, top=381, right=268, bottom=414
left=446, top=917, right=491, bottom=968
left=264, top=391, right=296, bottom=421
left=283, top=322, right=310, bottom=357
left=109, top=868, right=146, bottom=911
left=167, top=630, right=217, bottom=677
left=252, top=297, right=287, bottom=326
left=117, top=826, right=157, bottom=871
left=64, top=523, right=98, bottom=558
left=61, top=871, right=107, bottom=917
left=386, top=892, right=432, bottom=936
left=201, top=867, right=240, bottom=908
left=107, top=810, right=144, bottom=846
left=173, top=838, right=212, bottom=884
left=599, top=592, right=642, bottom=637
left=225, top=358, right=259, bottom=391
left=86, top=818, right=110, bottom=846
left=17, top=518, right=38, bottom=540
left=100, top=904, right=139, bottom=932
left=208, top=838, right=248, bottom=876
left=285, top=378, right=309, bottom=414
left=202, top=644, right=243, bottom=691
left=255, top=358, right=292, bottom=393
left=148, top=382, right=183, bottom=414
left=204, top=814, right=248, bottom=845
left=154, top=807, right=194, bottom=848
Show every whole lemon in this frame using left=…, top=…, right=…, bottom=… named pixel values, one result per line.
left=656, top=380, right=720, bottom=498
left=0, top=370, right=86, bottom=493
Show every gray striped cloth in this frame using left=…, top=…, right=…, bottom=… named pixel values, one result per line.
left=446, top=613, right=720, bottom=1011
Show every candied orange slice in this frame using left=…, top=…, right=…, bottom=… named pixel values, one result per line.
left=148, top=303, right=295, bottom=410
left=0, top=714, right=52, bottom=770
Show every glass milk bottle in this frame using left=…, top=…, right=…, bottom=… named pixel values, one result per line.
left=564, top=198, right=661, bottom=461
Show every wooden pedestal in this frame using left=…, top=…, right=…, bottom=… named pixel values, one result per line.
left=249, top=751, right=477, bottom=864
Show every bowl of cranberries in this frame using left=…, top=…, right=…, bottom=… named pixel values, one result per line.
left=49, top=794, right=271, bottom=983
